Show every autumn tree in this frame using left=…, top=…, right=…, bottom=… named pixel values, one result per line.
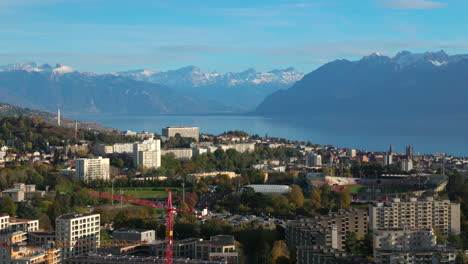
left=270, top=240, right=290, bottom=264
left=287, top=184, right=304, bottom=208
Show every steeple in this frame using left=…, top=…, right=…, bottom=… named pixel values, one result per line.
left=388, top=144, right=393, bottom=154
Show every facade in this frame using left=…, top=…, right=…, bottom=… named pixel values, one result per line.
left=369, top=197, right=460, bottom=236
left=151, top=235, right=238, bottom=264
left=112, top=229, right=156, bottom=243
left=218, top=143, right=255, bottom=153
left=305, top=153, right=322, bottom=166
left=374, top=248, right=456, bottom=264
left=137, top=150, right=161, bottom=169
left=296, top=246, right=371, bottom=264
left=113, top=143, right=134, bottom=154
left=373, top=228, right=436, bottom=251
left=28, top=231, right=56, bottom=246
left=286, top=209, right=369, bottom=251
left=346, top=149, right=357, bottom=158
left=161, top=148, right=193, bottom=160
left=383, top=154, right=393, bottom=166
left=64, top=253, right=226, bottom=264
left=400, top=159, right=413, bottom=172
left=56, top=213, right=100, bottom=260
left=0, top=231, right=61, bottom=264
left=133, top=139, right=161, bottom=169
left=0, top=183, right=46, bottom=202
left=75, top=157, right=110, bottom=183
left=162, top=126, right=200, bottom=141
left=243, top=184, right=291, bottom=195
left=0, top=214, right=39, bottom=233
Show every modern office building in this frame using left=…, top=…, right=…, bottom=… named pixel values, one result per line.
left=75, top=157, right=110, bottom=183
left=369, top=197, right=460, bottom=236
left=162, top=126, right=200, bottom=141
left=56, top=213, right=100, bottom=260
left=286, top=209, right=369, bottom=251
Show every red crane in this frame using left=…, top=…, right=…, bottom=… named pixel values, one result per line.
left=88, top=189, right=197, bottom=264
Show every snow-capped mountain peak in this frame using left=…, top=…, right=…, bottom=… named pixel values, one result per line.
left=0, top=62, right=75, bottom=74
left=116, top=66, right=304, bottom=88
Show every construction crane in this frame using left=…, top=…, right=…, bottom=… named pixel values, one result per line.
left=88, top=189, right=197, bottom=264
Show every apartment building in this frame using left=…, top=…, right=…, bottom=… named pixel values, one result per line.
left=133, top=139, right=161, bottom=169
left=75, top=157, right=110, bottom=183
left=0, top=183, right=46, bottom=202
left=369, top=197, right=460, bottom=236
left=296, top=245, right=372, bottom=264
left=151, top=235, right=238, bottom=263
left=286, top=209, right=369, bottom=251
left=0, top=230, right=60, bottom=264
left=373, top=228, right=457, bottom=264
left=0, top=214, right=39, bottom=233
left=161, top=148, right=193, bottom=160
left=162, top=126, right=199, bottom=141
left=56, top=213, right=100, bottom=260
left=218, top=143, right=255, bottom=153
left=305, top=153, right=322, bottom=166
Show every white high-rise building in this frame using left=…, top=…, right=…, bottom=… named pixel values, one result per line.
left=346, top=149, right=356, bottom=157
left=305, top=153, right=322, bottom=166
left=133, top=139, right=161, bottom=169
left=370, top=197, right=460, bottom=236
left=383, top=154, right=393, bottom=166
left=56, top=213, right=100, bottom=260
left=75, top=157, right=110, bottom=183
left=400, top=159, right=413, bottom=172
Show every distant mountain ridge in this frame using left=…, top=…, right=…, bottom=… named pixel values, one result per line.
left=115, top=66, right=304, bottom=110
left=0, top=63, right=302, bottom=114
left=255, top=50, right=468, bottom=117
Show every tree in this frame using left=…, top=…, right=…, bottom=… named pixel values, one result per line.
left=270, top=240, right=290, bottom=264
left=433, top=226, right=447, bottom=245
left=335, top=188, right=351, bottom=209
left=309, top=188, right=322, bottom=209
left=345, top=232, right=360, bottom=255
left=287, top=184, right=304, bottom=208
left=0, top=197, right=16, bottom=216
left=17, top=203, right=40, bottom=219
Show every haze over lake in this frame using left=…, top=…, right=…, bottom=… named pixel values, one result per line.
left=70, top=114, right=468, bottom=157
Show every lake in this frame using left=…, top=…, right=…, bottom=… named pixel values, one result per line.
left=69, top=114, right=468, bottom=156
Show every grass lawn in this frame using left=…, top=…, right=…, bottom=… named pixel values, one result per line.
left=344, top=185, right=367, bottom=194
left=99, top=187, right=189, bottom=199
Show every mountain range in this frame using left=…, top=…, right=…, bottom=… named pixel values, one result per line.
left=255, top=50, right=468, bottom=117
left=0, top=63, right=301, bottom=115
left=115, top=66, right=303, bottom=110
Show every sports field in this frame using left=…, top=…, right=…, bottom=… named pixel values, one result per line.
left=343, top=185, right=414, bottom=194
left=100, top=187, right=185, bottom=199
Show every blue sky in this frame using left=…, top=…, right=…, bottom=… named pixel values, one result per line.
left=1, top=0, right=466, bottom=73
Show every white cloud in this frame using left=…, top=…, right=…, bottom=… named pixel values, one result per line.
left=380, top=0, right=447, bottom=10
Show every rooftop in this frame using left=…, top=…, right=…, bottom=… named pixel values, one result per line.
left=57, top=213, right=99, bottom=220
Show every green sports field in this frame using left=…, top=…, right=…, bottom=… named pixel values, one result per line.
left=100, top=187, right=186, bottom=199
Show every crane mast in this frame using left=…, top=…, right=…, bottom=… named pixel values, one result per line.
left=88, top=189, right=194, bottom=264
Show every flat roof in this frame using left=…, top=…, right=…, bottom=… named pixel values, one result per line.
left=57, top=213, right=99, bottom=220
